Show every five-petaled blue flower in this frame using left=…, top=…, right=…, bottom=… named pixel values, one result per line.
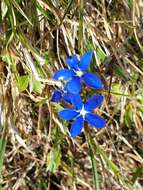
left=53, top=51, right=103, bottom=94
left=58, top=93, right=106, bottom=137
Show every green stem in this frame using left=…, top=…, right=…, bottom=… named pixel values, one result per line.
left=85, top=129, right=100, bottom=190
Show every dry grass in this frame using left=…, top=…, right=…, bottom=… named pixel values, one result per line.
left=0, top=0, right=143, bottom=189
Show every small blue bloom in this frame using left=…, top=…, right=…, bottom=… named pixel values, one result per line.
left=51, top=90, right=62, bottom=102
left=53, top=51, right=103, bottom=94
left=58, top=94, right=106, bottom=137
left=51, top=89, right=71, bottom=103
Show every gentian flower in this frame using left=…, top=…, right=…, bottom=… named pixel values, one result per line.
left=51, top=89, right=71, bottom=103
left=51, top=90, right=62, bottom=102
left=53, top=51, right=103, bottom=94
left=58, top=94, right=106, bottom=137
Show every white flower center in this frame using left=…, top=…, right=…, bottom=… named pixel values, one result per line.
left=76, top=70, right=83, bottom=77
left=56, top=81, right=63, bottom=88
left=59, top=76, right=64, bottom=80
left=80, top=106, right=88, bottom=118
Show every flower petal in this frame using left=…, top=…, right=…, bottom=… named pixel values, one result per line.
left=79, top=51, right=93, bottom=71
left=85, top=113, right=106, bottom=128
left=70, top=116, right=84, bottom=137
left=66, top=55, right=79, bottom=69
left=51, top=90, right=62, bottom=102
left=58, top=109, right=79, bottom=120
left=83, top=73, right=103, bottom=90
left=69, top=93, right=83, bottom=110
left=84, top=95, right=104, bottom=112
left=66, top=77, right=81, bottom=94
left=63, top=94, right=71, bottom=103
left=53, top=69, right=74, bottom=80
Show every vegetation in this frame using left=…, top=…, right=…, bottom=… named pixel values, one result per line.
left=0, top=0, right=143, bottom=189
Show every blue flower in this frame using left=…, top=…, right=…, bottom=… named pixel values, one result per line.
left=51, top=90, right=62, bottom=102
left=53, top=51, right=103, bottom=94
left=51, top=89, right=71, bottom=103
left=58, top=94, right=106, bottom=137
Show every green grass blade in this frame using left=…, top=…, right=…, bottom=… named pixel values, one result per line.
left=89, top=144, right=100, bottom=190
left=87, top=134, right=100, bottom=190
left=12, top=0, right=33, bottom=26
left=46, top=145, right=61, bottom=174
left=60, top=0, right=74, bottom=24
left=128, top=0, right=133, bottom=9
left=0, top=136, right=6, bottom=175
left=95, top=142, right=133, bottom=190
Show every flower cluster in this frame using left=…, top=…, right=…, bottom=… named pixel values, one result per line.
left=51, top=51, right=106, bottom=137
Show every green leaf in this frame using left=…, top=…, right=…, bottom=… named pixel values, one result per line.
left=111, top=83, right=123, bottom=98
left=44, top=51, right=49, bottom=65
left=96, top=47, right=106, bottom=63
left=86, top=37, right=94, bottom=51
left=124, top=105, right=133, bottom=127
left=36, top=181, right=47, bottom=190
left=52, top=102, right=64, bottom=112
left=96, top=143, right=120, bottom=175
left=95, top=143, right=133, bottom=190
left=132, top=167, right=143, bottom=184
left=32, top=79, right=44, bottom=94
left=17, top=75, right=30, bottom=92
left=128, top=0, right=133, bottom=9
left=29, top=75, right=44, bottom=94
left=46, top=146, right=61, bottom=174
